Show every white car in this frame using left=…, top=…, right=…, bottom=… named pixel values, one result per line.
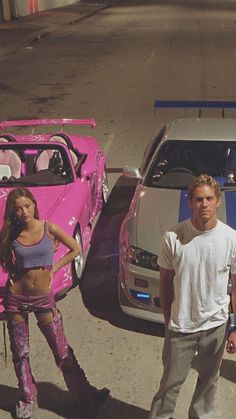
left=119, top=101, right=236, bottom=322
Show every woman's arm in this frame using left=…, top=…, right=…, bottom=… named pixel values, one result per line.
left=48, top=222, right=81, bottom=275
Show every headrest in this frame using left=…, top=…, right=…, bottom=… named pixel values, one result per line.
left=49, top=135, right=77, bottom=166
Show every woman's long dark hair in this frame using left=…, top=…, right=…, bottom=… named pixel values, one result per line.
left=0, top=187, right=39, bottom=274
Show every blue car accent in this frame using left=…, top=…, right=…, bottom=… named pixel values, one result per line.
left=179, top=190, right=192, bottom=222
left=130, top=290, right=151, bottom=304
left=225, top=191, right=236, bottom=230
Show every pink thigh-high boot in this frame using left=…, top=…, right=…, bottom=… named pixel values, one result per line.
left=38, top=309, right=110, bottom=416
left=7, top=318, right=37, bottom=419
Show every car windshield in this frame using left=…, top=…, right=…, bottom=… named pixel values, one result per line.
left=0, top=144, right=73, bottom=186
left=146, top=140, right=236, bottom=189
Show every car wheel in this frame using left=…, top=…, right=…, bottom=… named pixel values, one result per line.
left=73, top=228, right=84, bottom=280
left=102, top=169, right=109, bottom=204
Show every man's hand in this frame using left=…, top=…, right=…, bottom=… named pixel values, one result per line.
left=226, top=329, right=236, bottom=354
left=228, top=274, right=236, bottom=353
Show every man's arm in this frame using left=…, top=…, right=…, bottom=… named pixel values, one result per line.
left=226, top=273, right=236, bottom=354
left=159, top=267, right=175, bottom=328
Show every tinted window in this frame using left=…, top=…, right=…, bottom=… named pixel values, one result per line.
left=140, top=126, right=166, bottom=175
left=146, top=140, right=236, bottom=189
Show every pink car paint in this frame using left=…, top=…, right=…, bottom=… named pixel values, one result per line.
left=0, top=119, right=107, bottom=319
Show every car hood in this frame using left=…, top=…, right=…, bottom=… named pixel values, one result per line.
left=134, top=185, right=232, bottom=255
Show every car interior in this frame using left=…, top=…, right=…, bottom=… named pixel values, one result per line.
left=0, top=130, right=89, bottom=185
left=147, top=140, right=236, bottom=188
left=0, top=145, right=71, bottom=185
left=0, top=136, right=22, bottom=179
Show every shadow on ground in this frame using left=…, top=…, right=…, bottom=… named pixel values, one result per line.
left=0, top=382, right=148, bottom=419
left=79, top=174, right=164, bottom=338
left=220, top=358, right=236, bottom=383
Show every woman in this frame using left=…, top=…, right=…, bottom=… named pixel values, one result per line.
left=0, top=187, right=109, bottom=419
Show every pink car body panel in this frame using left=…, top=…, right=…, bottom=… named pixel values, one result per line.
left=0, top=119, right=106, bottom=319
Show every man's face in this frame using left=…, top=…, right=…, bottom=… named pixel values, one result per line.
left=189, top=185, right=220, bottom=226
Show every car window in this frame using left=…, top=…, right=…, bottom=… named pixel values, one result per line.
left=140, top=126, right=166, bottom=175
left=145, top=140, right=236, bottom=189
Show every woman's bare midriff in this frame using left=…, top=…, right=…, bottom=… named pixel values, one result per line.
left=9, top=268, right=52, bottom=296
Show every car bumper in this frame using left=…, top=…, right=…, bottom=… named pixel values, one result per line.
left=118, top=261, right=164, bottom=323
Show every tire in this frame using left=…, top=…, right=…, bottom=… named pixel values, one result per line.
left=73, top=228, right=84, bottom=280
left=102, top=169, right=109, bottom=204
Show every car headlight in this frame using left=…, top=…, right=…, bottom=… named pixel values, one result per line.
left=121, top=243, right=159, bottom=270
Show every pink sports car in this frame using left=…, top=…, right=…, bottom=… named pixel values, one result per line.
left=0, top=119, right=108, bottom=318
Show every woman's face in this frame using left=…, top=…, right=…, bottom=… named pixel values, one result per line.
left=14, top=196, right=35, bottom=223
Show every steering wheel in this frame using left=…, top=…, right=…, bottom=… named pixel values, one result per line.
left=168, top=167, right=193, bottom=175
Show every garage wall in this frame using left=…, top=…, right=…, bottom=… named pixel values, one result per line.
left=11, top=0, right=78, bottom=17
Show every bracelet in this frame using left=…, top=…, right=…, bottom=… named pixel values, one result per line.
left=229, top=312, right=236, bottom=327
left=227, top=325, right=236, bottom=336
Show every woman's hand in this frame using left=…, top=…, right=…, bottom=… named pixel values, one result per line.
left=48, top=222, right=81, bottom=272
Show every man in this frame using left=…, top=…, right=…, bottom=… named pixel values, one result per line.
left=149, top=174, right=236, bottom=419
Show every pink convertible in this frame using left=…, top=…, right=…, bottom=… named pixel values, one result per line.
left=0, top=119, right=108, bottom=318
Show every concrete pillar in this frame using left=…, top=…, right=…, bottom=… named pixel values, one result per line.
left=2, top=0, right=11, bottom=20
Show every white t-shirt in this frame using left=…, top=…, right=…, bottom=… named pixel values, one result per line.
left=159, top=219, right=236, bottom=333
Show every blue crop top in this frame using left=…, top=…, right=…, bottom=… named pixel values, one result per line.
left=12, top=222, right=54, bottom=272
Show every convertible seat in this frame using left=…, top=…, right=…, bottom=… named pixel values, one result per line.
left=0, top=136, right=21, bottom=178
left=0, top=150, right=21, bottom=178
left=35, top=149, right=65, bottom=172
left=35, top=135, right=78, bottom=171
left=35, top=150, right=52, bottom=171
left=49, top=135, right=78, bottom=166
left=0, top=164, right=11, bottom=178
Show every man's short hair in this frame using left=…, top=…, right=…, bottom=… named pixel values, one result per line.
left=188, top=174, right=221, bottom=200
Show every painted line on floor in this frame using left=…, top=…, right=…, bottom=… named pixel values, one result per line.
left=148, top=50, right=156, bottom=64
left=103, top=133, right=114, bottom=156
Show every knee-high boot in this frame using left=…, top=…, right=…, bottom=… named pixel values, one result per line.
left=38, top=309, right=109, bottom=415
left=7, top=319, right=37, bottom=418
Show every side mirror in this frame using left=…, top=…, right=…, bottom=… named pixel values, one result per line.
left=123, top=166, right=141, bottom=180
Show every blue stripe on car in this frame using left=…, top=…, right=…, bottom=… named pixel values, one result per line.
left=178, top=190, right=192, bottom=222
left=214, top=176, right=225, bottom=186
left=225, top=191, right=236, bottom=229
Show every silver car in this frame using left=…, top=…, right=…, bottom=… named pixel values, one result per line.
left=119, top=115, right=236, bottom=323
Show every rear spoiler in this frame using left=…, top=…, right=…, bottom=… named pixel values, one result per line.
left=0, top=118, right=96, bottom=132
left=154, top=100, right=236, bottom=118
